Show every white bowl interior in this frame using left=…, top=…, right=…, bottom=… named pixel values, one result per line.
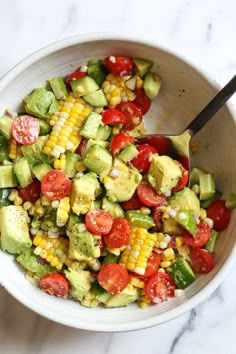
left=0, top=34, right=235, bottom=331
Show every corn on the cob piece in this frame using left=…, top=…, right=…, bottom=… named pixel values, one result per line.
left=101, top=73, right=136, bottom=108
left=81, top=291, right=100, bottom=307
left=138, top=288, right=151, bottom=309
left=33, top=233, right=70, bottom=270
left=120, top=228, right=157, bottom=275
left=129, top=275, right=145, bottom=289
left=43, top=95, right=91, bottom=158
left=56, top=197, right=70, bottom=227
left=8, top=138, right=19, bottom=160
left=8, top=189, right=23, bottom=206
left=54, top=153, right=66, bottom=170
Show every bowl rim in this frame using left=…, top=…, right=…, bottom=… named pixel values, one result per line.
left=0, top=32, right=235, bottom=332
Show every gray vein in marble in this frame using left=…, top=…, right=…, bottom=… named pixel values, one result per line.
left=169, top=309, right=197, bottom=354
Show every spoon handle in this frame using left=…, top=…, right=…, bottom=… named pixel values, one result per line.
left=186, top=74, right=236, bottom=135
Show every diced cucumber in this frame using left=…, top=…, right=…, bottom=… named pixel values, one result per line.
left=48, top=76, right=68, bottom=100
left=83, top=144, right=112, bottom=175
left=225, top=193, right=236, bottom=210
left=80, top=112, right=102, bottom=139
left=71, top=76, right=99, bottom=97
left=36, top=118, right=52, bottom=136
left=93, top=199, right=102, bottom=209
left=190, top=166, right=207, bottom=187
left=83, top=89, right=108, bottom=107
left=175, top=209, right=197, bottom=235
left=32, top=163, right=52, bottom=181
left=67, top=212, right=83, bottom=231
left=90, top=280, right=111, bottom=303
left=64, top=152, right=80, bottom=178
left=102, top=197, right=125, bottom=218
left=132, top=57, right=153, bottom=78
left=0, top=114, right=13, bottom=140
left=126, top=210, right=155, bottom=229
left=118, top=144, right=139, bottom=162
left=200, top=190, right=222, bottom=208
left=204, top=229, right=218, bottom=253
left=13, top=158, right=33, bottom=187
left=102, top=253, right=120, bottom=265
left=95, top=125, right=112, bottom=140
left=87, top=59, right=108, bottom=86
left=167, top=257, right=196, bottom=289
left=199, top=173, right=216, bottom=200
left=0, top=134, right=9, bottom=161
left=85, top=139, right=109, bottom=154
left=143, top=72, right=161, bottom=100
left=0, top=188, right=11, bottom=207
left=0, top=165, right=17, bottom=188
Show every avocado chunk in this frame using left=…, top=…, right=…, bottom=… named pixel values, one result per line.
left=64, top=152, right=80, bottom=178
left=87, top=59, right=108, bottom=86
left=16, top=249, right=55, bottom=278
left=225, top=192, right=236, bottom=210
left=175, top=209, right=197, bottom=235
left=71, top=76, right=99, bottom=97
left=36, top=118, right=52, bottom=136
left=83, top=89, right=108, bottom=107
left=95, top=125, right=112, bottom=140
left=118, top=144, right=139, bottom=162
left=132, top=57, right=153, bottom=78
left=148, top=154, right=182, bottom=194
left=66, top=212, right=83, bottom=232
left=143, top=72, right=161, bottom=100
left=102, top=197, right=125, bottom=218
left=21, top=135, right=54, bottom=165
left=83, top=144, right=112, bottom=175
left=0, top=114, right=13, bottom=140
left=24, top=88, right=58, bottom=120
left=163, top=187, right=201, bottom=235
left=90, top=280, right=111, bottom=303
left=48, top=76, right=68, bottom=100
left=65, top=268, right=91, bottom=300
left=70, top=172, right=100, bottom=215
left=199, top=173, right=216, bottom=200
left=104, top=162, right=142, bottom=203
left=32, top=162, right=52, bottom=181
left=190, top=166, right=207, bottom=187
left=0, top=165, right=17, bottom=188
left=167, top=257, right=196, bottom=289
left=0, top=205, right=32, bottom=254
left=105, top=286, right=139, bottom=307
left=126, top=210, right=155, bottom=229
left=68, top=228, right=95, bottom=260
left=80, top=112, right=102, bottom=139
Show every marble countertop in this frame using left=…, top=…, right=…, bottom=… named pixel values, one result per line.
left=0, top=0, right=235, bottom=353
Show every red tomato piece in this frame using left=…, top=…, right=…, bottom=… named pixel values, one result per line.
left=110, top=133, right=135, bottom=155
left=131, top=144, right=157, bottom=173
left=12, top=115, right=40, bottom=145
left=172, top=161, right=189, bottom=193
left=103, top=217, right=131, bottom=248
left=98, top=263, right=129, bottom=294
left=102, top=108, right=126, bottom=125
left=85, top=209, right=114, bottom=235
left=104, top=56, right=134, bottom=76
left=207, top=200, right=231, bottom=231
left=132, top=252, right=161, bottom=279
left=116, top=102, right=142, bottom=131
left=66, top=71, right=87, bottom=85
left=133, top=88, right=151, bottom=115
left=183, top=221, right=211, bottom=248
left=76, top=138, right=88, bottom=157
left=190, top=248, right=214, bottom=273
left=152, top=206, right=164, bottom=230
left=41, top=170, right=72, bottom=201
left=122, top=197, right=144, bottom=210
left=145, top=273, right=176, bottom=304
left=137, top=183, right=167, bottom=207
left=39, top=273, right=69, bottom=297
left=136, top=136, right=171, bottom=156
left=18, top=179, right=41, bottom=203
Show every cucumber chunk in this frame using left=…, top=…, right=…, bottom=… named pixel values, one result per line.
left=0, top=165, right=17, bottom=188
left=204, top=229, right=218, bottom=253
left=71, top=76, right=99, bottom=97
left=83, top=89, right=108, bottom=107
left=13, top=158, right=33, bottom=187
left=0, top=114, right=13, bottom=140
left=118, top=144, right=138, bottom=162
left=80, top=112, right=102, bottom=139
left=199, top=173, right=216, bottom=200
left=126, top=210, right=155, bottom=229
left=175, top=209, right=197, bottom=235
left=32, top=163, right=52, bottom=181
left=167, top=257, right=196, bottom=289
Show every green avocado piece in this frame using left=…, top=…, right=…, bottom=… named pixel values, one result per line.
left=36, top=118, right=52, bottom=136
left=68, top=228, right=95, bottom=260
left=132, top=57, right=153, bottom=78
left=83, top=144, right=112, bottom=175
left=32, top=162, right=52, bottom=181
left=118, top=144, right=139, bottom=162
left=143, top=72, right=161, bottom=100
left=13, top=157, right=33, bottom=187
left=0, top=206, right=32, bottom=254
left=24, top=88, right=58, bottom=120
left=167, top=257, right=196, bottom=289
left=0, top=114, right=13, bottom=140
left=87, top=59, right=108, bottom=86
left=65, top=269, right=91, bottom=301
left=66, top=212, right=83, bottom=232
left=83, top=89, right=108, bottom=107
left=80, top=112, right=102, bottom=139
left=148, top=154, right=182, bottom=194
left=126, top=210, right=155, bottom=229
left=102, top=197, right=125, bottom=218
left=0, top=165, right=17, bottom=188
left=16, top=249, right=55, bottom=278
left=21, top=135, right=54, bottom=165
left=48, top=76, right=68, bottom=100
left=175, top=209, right=197, bottom=235
left=105, top=286, right=139, bottom=307
left=199, top=173, right=216, bottom=201
left=225, top=192, right=236, bottom=210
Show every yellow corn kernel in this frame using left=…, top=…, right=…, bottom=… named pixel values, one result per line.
left=129, top=276, right=145, bottom=288
left=76, top=161, right=86, bottom=172
left=56, top=197, right=70, bottom=227
left=8, top=189, right=18, bottom=202
left=8, top=138, right=18, bottom=160
left=162, top=248, right=175, bottom=261
left=138, top=289, right=151, bottom=309
left=36, top=207, right=45, bottom=215
left=156, top=233, right=164, bottom=242
left=160, top=261, right=172, bottom=268
left=23, top=201, right=32, bottom=211
left=136, top=76, right=143, bottom=89
left=200, top=208, right=207, bottom=220
left=14, top=196, right=23, bottom=206
left=176, top=236, right=184, bottom=248
left=103, top=176, right=112, bottom=184
left=112, top=126, right=120, bottom=135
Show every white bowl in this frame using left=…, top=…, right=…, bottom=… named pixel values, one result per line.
left=0, top=33, right=235, bottom=332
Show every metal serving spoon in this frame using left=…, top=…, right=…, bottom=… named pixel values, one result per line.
left=136, top=74, right=236, bottom=172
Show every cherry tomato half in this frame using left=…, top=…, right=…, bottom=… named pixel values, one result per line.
left=122, top=197, right=144, bottom=211
left=207, top=200, right=231, bottom=231
left=190, top=248, right=214, bottom=273
left=103, top=217, right=131, bottom=248
left=98, top=263, right=129, bottom=294
left=39, top=273, right=69, bottom=297
left=41, top=170, right=72, bottom=201
left=137, top=183, right=167, bottom=207
left=102, top=108, right=126, bottom=125
left=12, top=115, right=40, bottom=145
left=136, top=136, right=171, bottom=156
left=152, top=206, right=164, bottom=231
left=18, top=179, right=41, bottom=203
left=116, top=102, right=142, bottom=131
left=66, top=71, right=87, bottom=85
left=85, top=209, right=114, bottom=235
left=183, top=221, right=211, bottom=248
left=104, top=56, right=134, bottom=76
left=110, top=133, right=135, bottom=155
left=133, top=88, right=151, bottom=115
left=131, top=144, right=157, bottom=174
left=145, top=272, right=176, bottom=304
left=132, top=252, right=161, bottom=279
left=171, top=161, right=189, bottom=193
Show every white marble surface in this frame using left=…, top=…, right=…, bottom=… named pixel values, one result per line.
left=0, top=0, right=235, bottom=353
